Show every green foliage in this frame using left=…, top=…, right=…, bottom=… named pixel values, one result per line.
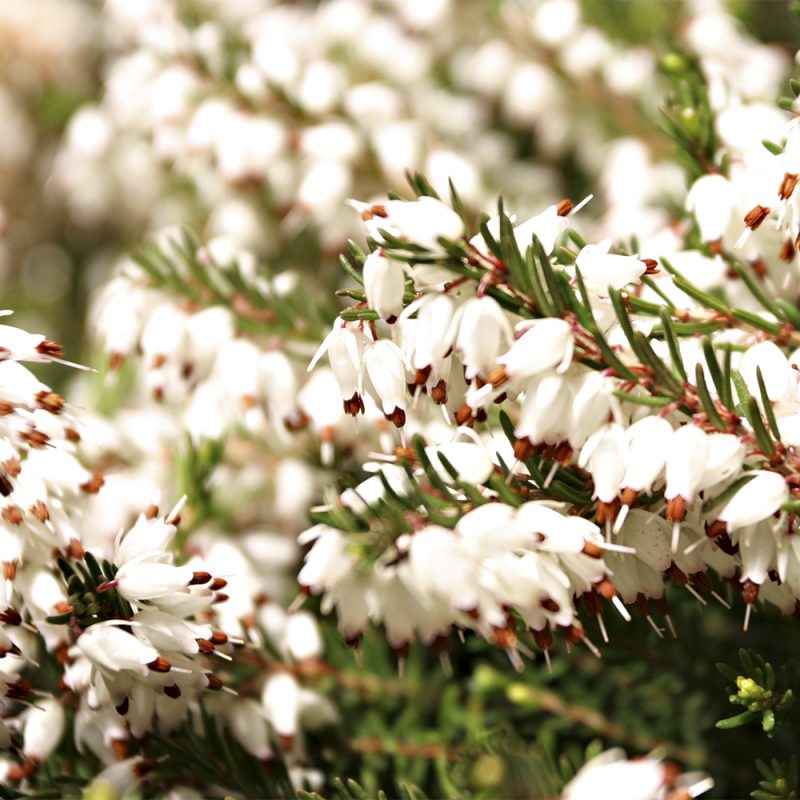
left=298, top=777, right=431, bottom=800
left=135, top=230, right=332, bottom=340
left=717, top=650, right=798, bottom=737
left=753, top=757, right=800, bottom=800
left=658, top=47, right=722, bottom=181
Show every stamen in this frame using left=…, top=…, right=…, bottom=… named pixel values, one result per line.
left=611, top=595, right=632, bottom=622
left=613, top=503, right=630, bottom=533
left=543, top=461, right=559, bottom=489
left=505, top=647, right=525, bottom=672
left=582, top=636, right=601, bottom=658
left=645, top=615, right=664, bottom=638
left=685, top=585, right=708, bottom=606
left=711, top=591, right=731, bottom=609
left=597, top=613, right=609, bottom=643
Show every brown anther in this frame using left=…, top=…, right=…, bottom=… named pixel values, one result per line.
left=595, top=499, right=619, bottom=525
left=6, top=678, right=32, bottom=700
left=343, top=391, right=365, bottom=417
left=2, top=505, right=23, bottom=525
left=633, top=594, right=650, bottom=616
left=3, top=561, right=17, bottom=580
left=210, top=630, right=228, bottom=646
left=454, top=403, right=474, bottom=426
left=21, top=429, right=49, bottom=449
left=431, top=378, right=448, bottom=404
left=780, top=172, right=799, bottom=200
left=0, top=402, right=13, bottom=416
left=652, top=596, right=669, bottom=615
left=241, top=393, right=257, bottom=410
left=751, top=258, right=768, bottom=279
left=35, top=390, right=65, bottom=414
left=394, top=446, right=415, bottom=463
left=744, top=205, right=770, bottom=230
left=252, top=590, right=268, bottom=605
left=111, top=739, right=129, bottom=760
left=362, top=204, right=388, bottom=220
left=621, top=487, right=638, bottom=507
left=6, top=758, right=38, bottom=783
left=108, top=352, right=124, bottom=371
left=781, top=239, right=796, bottom=262
left=151, top=353, right=166, bottom=369
left=414, top=365, right=432, bottom=385
left=206, top=673, right=223, bottom=690
left=581, top=539, right=604, bottom=559
left=596, top=580, right=617, bottom=600
left=392, top=641, right=410, bottom=661
left=66, top=538, right=84, bottom=559
left=582, top=591, right=601, bottom=616
left=53, top=601, right=73, bottom=615
left=532, top=627, right=554, bottom=650
left=284, top=409, right=310, bottom=432
left=152, top=386, right=164, bottom=402
left=132, top=758, right=158, bottom=779
left=513, top=438, right=533, bottom=462
left=541, top=598, right=560, bottom=613
left=189, top=571, right=212, bottom=585
left=2, top=458, right=20, bottom=477
left=705, top=519, right=727, bottom=539
left=560, top=624, right=585, bottom=644
left=65, top=427, right=81, bottom=442
left=641, top=258, right=659, bottom=274
left=30, top=500, right=48, bottom=522
left=36, top=339, right=63, bottom=358
left=0, top=607, right=21, bottom=625
left=80, top=473, right=105, bottom=494
left=144, top=503, right=159, bottom=520
left=147, top=656, right=172, bottom=673
left=715, top=531, right=738, bottom=556
left=493, top=625, right=517, bottom=648
left=485, top=365, right=508, bottom=389
left=213, top=592, right=229, bottom=604
left=742, top=579, right=760, bottom=604
left=387, top=407, right=406, bottom=428
left=556, top=199, right=573, bottom=217
left=164, top=684, right=181, bottom=699
left=666, top=562, right=688, bottom=587
left=196, top=638, right=215, bottom=655
left=665, top=495, right=687, bottom=522
left=689, top=571, right=712, bottom=594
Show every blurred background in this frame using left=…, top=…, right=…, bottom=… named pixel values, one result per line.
left=1, top=0, right=797, bottom=379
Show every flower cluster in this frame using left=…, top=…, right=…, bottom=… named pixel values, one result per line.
left=301, top=167, right=800, bottom=657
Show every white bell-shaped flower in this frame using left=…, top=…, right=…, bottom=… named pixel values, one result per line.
left=575, top=238, right=646, bottom=294
left=455, top=296, right=513, bottom=380
left=363, top=251, right=405, bottom=323
left=498, top=318, right=574, bottom=379
left=686, top=174, right=735, bottom=241
left=717, top=471, right=789, bottom=530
